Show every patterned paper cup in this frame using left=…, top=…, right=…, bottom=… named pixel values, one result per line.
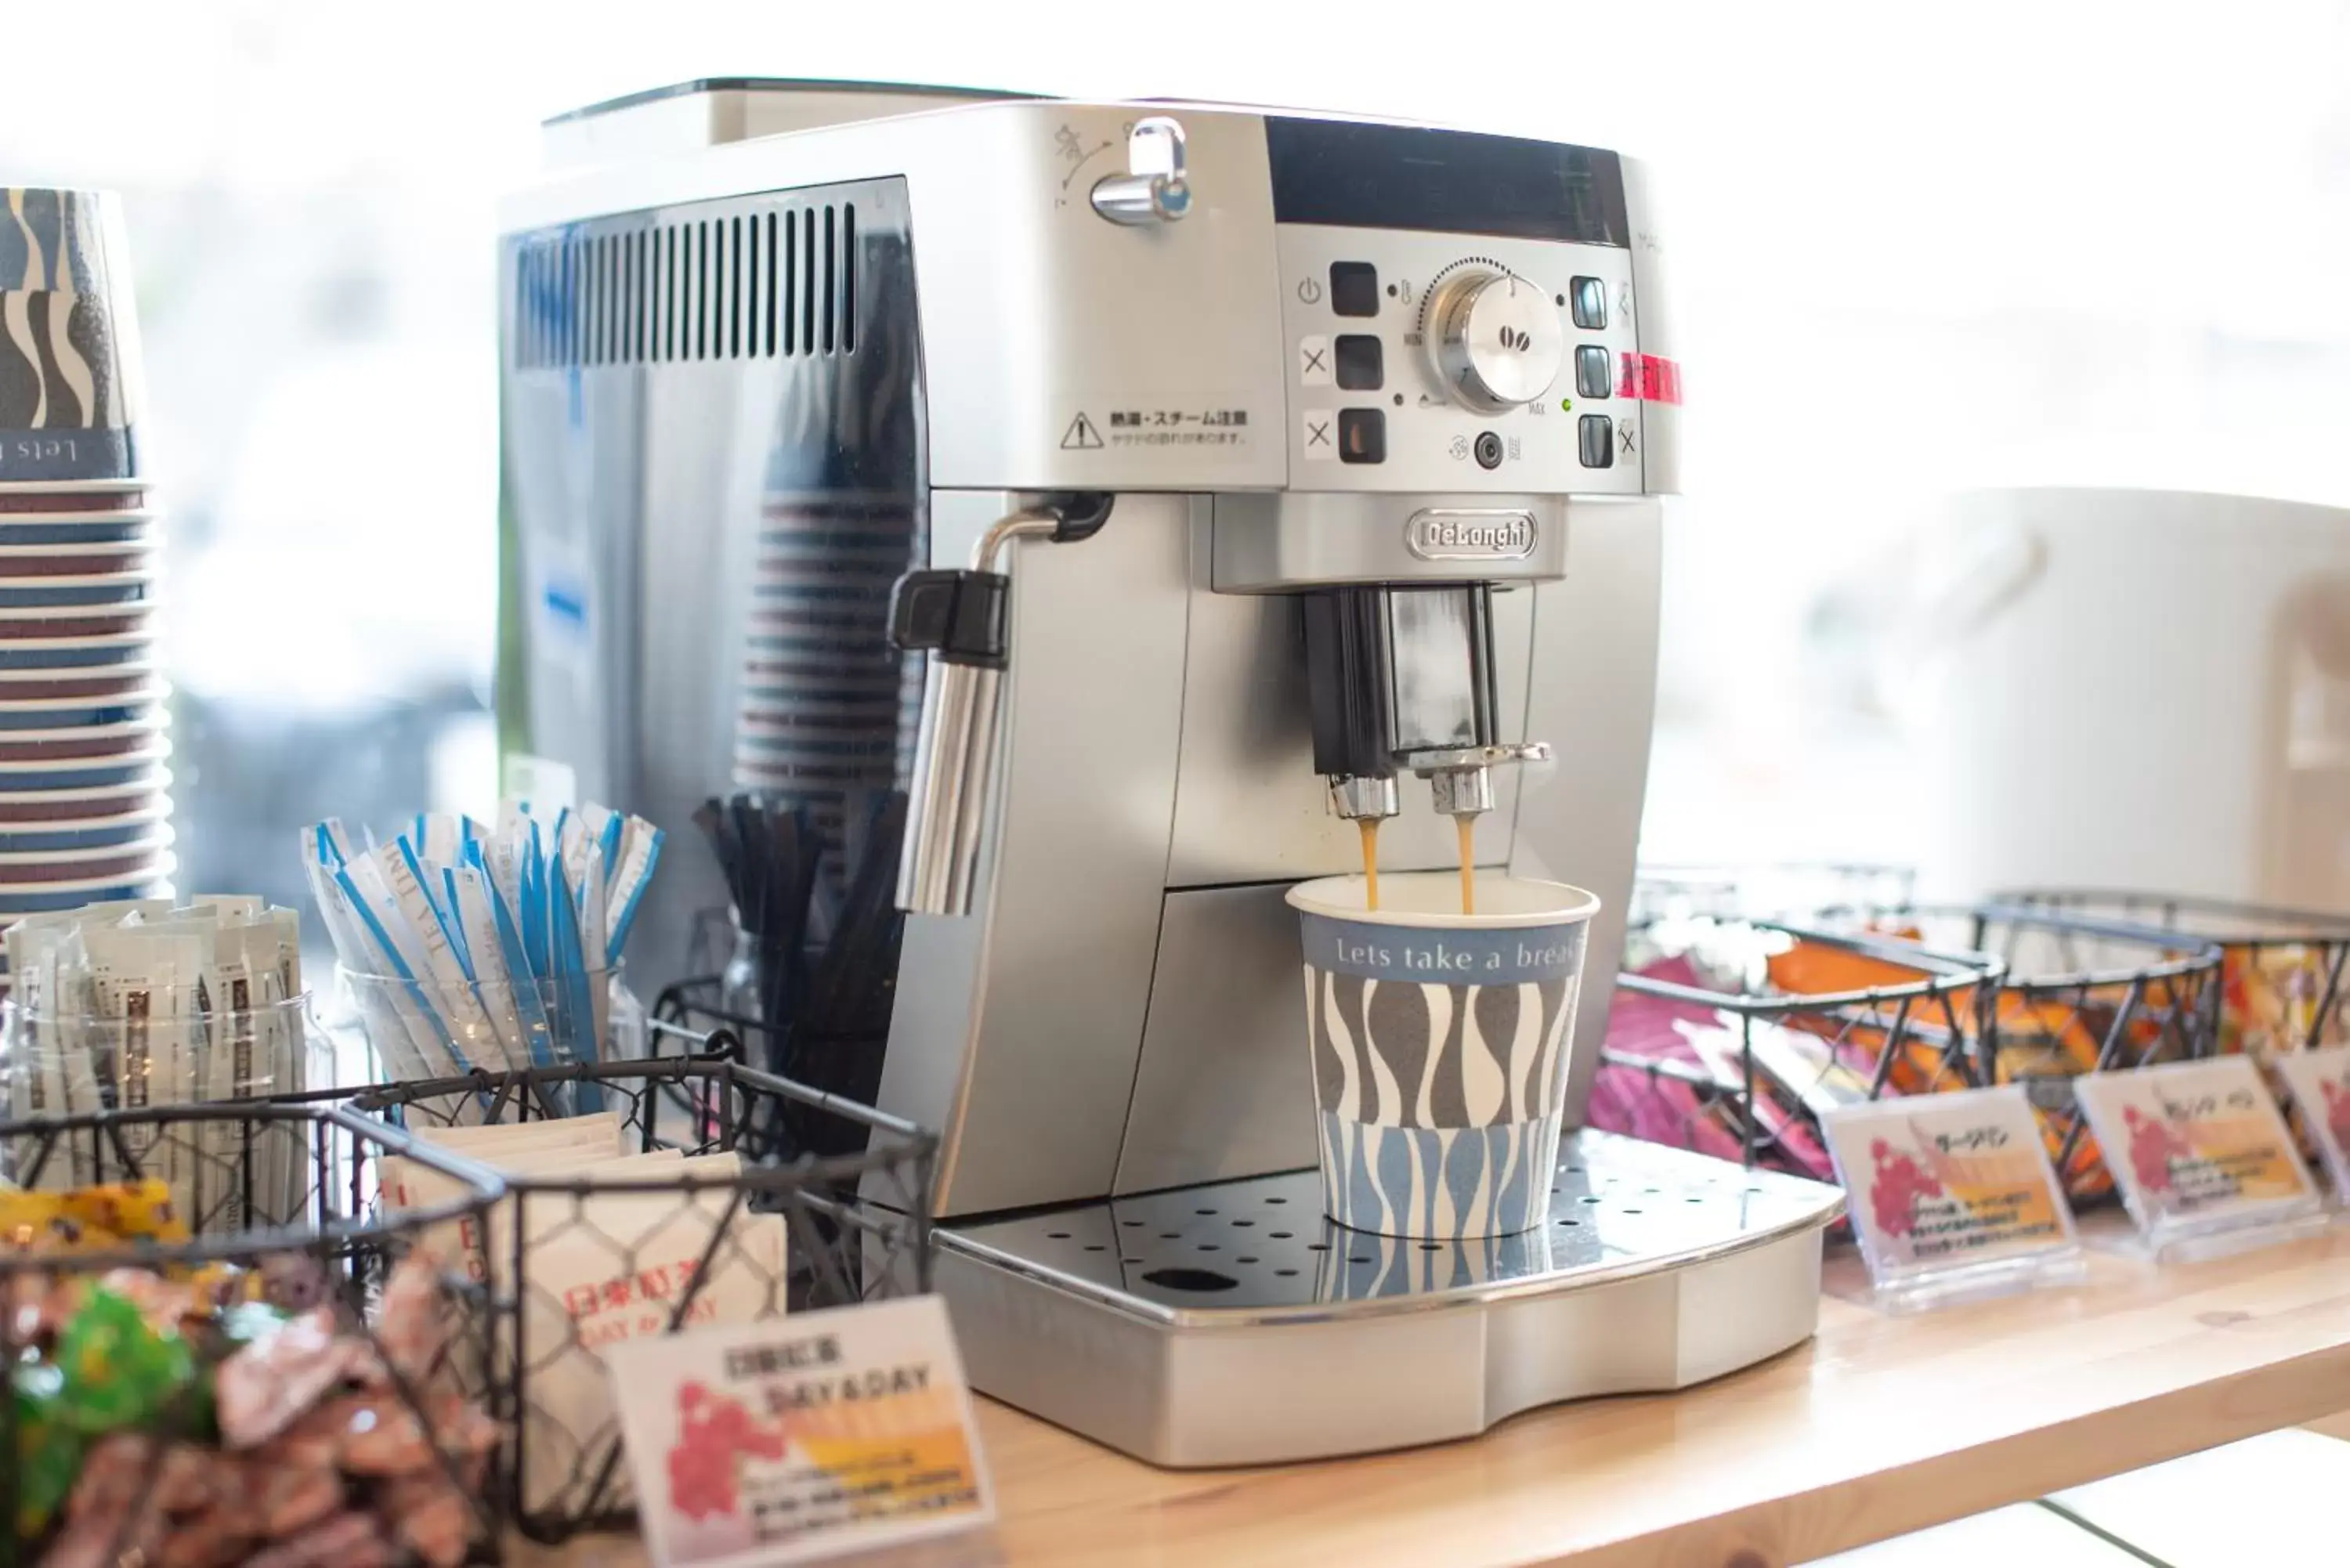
left=1287, top=872, right=1598, bottom=1240
left=0, top=190, right=146, bottom=485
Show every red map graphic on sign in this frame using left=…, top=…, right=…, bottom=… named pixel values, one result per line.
left=667, top=1382, right=789, bottom=1522
left=1868, top=1139, right=1943, bottom=1237
left=2124, top=1105, right=2192, bottom=1194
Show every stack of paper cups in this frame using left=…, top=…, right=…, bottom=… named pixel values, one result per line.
left=0, top=189, right=172, bottom=981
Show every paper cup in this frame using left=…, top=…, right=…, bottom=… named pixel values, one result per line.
left=0, top=717, right=162, bottom=761
left=0, top=661, right=154, bottom=699
left=0, top=482, right=148, bottom=508
left=0, top=686, right=160, bottom=729
left=0, top=772, right=167, bottom=822
left=0, top=739, right=167, bottom=789
left=0, top=537, right=150, bottom=574
left=0, top=827, right=168, bottom=880
left=1286, top=872, right=1598, bottom=1240
left=0, top=572, right=148, bottom=608
left=0, top=630, right=154, bottom=668
left=0, top=873, right=171, bottom=916
left=0, top=190, right=146, bottom=485
left=0, top=804, right=164, bottom=851
left=0, top=513, right=154, bottom=548
left=0, top=601, right=156, bottom=637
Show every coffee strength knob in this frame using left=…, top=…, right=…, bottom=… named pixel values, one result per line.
left=1424, top=267, right=1564, bottom=414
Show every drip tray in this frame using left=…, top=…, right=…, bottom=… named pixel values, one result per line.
left=932, top=1131, right=1844, bottom=1466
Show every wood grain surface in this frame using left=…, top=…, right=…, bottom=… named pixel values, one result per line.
left=550, top=1213, right=2350, bottom=1568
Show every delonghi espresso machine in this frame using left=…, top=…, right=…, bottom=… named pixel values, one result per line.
left=497, top=81, right=1842, bottom=1466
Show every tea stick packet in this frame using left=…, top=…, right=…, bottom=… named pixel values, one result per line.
left=302, top=799, right=663, bottom=1097
left=331, top=848, right=465, bottom=1083
left=6, top=915, right=85, bottom=1185
left=379, top=839, right=512, bottom=1071
left=77, top=923, right=206, bottom=1221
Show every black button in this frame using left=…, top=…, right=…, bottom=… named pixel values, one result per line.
left=1338, top=408, right=1386, bottom=464
left=1329, top=262, right=1379, bottom=318
left=1578, top=414, right=1613, bottom=468
left=1570, top=276, right=1607, bottom=330
left=1334, top=334, right=1383, bottom=390
left=1575, top=345, right=1613, bottom=399
left=1473, top=431, right=1504, bottom=470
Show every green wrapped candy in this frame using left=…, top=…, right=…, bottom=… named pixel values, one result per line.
left=54, top=1287, right=197, bottom=1435
left=215, top=1299, right=291, bottom=1349
left=13, top=1360, right=83, bottom=1538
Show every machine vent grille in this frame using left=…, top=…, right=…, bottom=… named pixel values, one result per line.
left=513, top=201, right=857, bottom=368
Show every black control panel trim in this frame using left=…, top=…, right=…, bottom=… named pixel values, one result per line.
left=1266, top=117, right=1629, bottom=246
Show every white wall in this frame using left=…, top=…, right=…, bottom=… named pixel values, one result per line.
left=7, top=0, right=2349, bottom=871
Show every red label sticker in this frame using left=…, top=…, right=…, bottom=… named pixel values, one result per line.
left=1617, top=352, right=1684, bottom=406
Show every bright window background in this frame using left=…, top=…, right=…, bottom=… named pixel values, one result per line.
left=6, top=0, right=2349, bottom=905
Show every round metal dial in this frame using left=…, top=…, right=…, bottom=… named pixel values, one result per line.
left=1424, top=267, right=1564, bottom=413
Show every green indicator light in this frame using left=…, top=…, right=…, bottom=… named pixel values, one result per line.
left=1560, top=397, right=1573, bottom=412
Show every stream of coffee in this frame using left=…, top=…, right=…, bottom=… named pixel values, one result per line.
left=1357, top=817, right=1477, bottom=913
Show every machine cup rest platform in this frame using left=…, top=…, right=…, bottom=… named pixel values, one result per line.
left=930, top=1130, right=1845, bottom=1467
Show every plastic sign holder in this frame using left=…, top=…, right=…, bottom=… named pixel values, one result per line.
left=2269, top=1045, right=2350, bottom=1202
left=2073, top=1057, right=2327, bottom=1263
left=1820, top=1084, right=2087, bottom=1313
left=607, top=1295, right=996, bottom=1568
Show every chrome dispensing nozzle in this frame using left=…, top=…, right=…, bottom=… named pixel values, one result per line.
left=1403, top=741, right=1554, bottom=822
left=1327, top=774, right=1401, bottom=822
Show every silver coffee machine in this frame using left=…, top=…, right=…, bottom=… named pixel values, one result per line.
left=497, top=81, right=1840, bottom=1466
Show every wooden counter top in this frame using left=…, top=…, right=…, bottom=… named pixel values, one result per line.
left=550, top=1214, right=2350, bottom=1568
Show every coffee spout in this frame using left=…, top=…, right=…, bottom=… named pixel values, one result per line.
left=1404, top=742, right=1553, bottom=821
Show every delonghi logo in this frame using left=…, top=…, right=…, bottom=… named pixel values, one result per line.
left=1406, top=511, right=1538, bottom=562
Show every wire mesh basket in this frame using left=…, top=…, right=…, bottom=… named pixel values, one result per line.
left=1597, top=890, right=2227, bottom=1203
left=1592, top=917, right=2001, bottom=1183
left=1804, top=904, right=2223, bottom=1199
left=2000, top=890, right=2350, bottom=1058
left=0, top=1100, right=505, bottom=1568
left=352, top=1037, right=936, bottom=1545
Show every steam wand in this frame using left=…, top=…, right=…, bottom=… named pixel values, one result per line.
left=888, top=495, right=1112, bottom=917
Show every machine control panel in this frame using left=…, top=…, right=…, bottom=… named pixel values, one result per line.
left=1278, top=225, right=1645, bottom=496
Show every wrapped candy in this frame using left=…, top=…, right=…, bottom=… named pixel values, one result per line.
left=0, top=1180, right=190, bottom=1253
left=260, top=1252, right=330, bottom=1313
left=36, top=1503, right=165, bottom=1568
left=14, top=1250, right=498, bottom=1568
left=215, top=1307, right=366, bottom=1449
left=316, top=1393, right=433, bottom=1476
left=53, top=1287, right=197, bottom=1434
left=13, top=1362, right=82, bottom=1537
left=247, top=1452, right=345, bottom=1538
left=378, top=1469, right=475, bottom=1568
left=372, top=1248, right=447, bottom=1382
left=97, top=1266, right=201, bottom=1333
left=243, top=1512, right=395, bottom=1568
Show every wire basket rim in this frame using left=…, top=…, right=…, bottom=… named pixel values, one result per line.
left=1813, top=900, right=2226, bottom=994
left=0, top=1099, right=506, bottom=1273
left=1619, top=916, right=2005, bottom=1013
left=351, top=1056, right=938, bottom=1172
left=1996, top=886, right=2350, bottom=943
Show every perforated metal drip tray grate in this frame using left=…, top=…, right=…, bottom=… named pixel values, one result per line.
left=938, top=1130, right=1844, bottom=1324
